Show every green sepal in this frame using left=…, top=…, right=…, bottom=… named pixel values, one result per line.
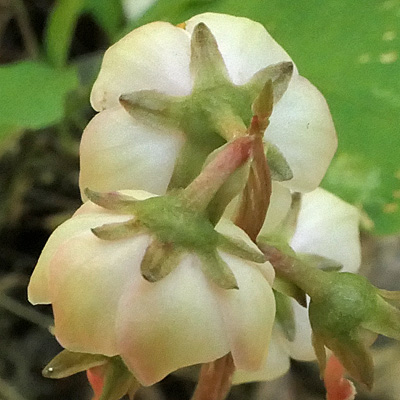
left=257, top=234, right=297, bottom=258
left=266, top=143, right=293, bottom=182
left=141, top=239, right=183, bottom=282
left=244, top=61, right=293, bottom=106
left=378, top=289, right=400, bottom=302
left=322, top=334, right=374, bottom=390
left=362, top=294, right=400, bottom=341
left=190, top=23, right=230, bottom=89
left=297, top=253, right=343, bottom=272
left=307, top=273, right=381, bottom=388
left=42, top=350, right=107, bottom=379
left=312, top=329, right=375, bottom=390
left=119, top=89, right=183, bottom=130
left=91, top=219, right=143, bottom=240
left=308, top=273, right=378, bottom=333
left=99, top=357, right=140, bottom=400
left=280, top=192, right=302, bottom=239
left=198, top=252, right=238, bottom=290
left=85, top=188, right=137, bottom=212
left=218, top=234, right=266, bottom=264
left=252, top=79, right=273, bottom=123
left=311, top=332, right=327, bottom=378
left=273, top=276, right=307, bottom=307
left=134, top=194, right=220, bottom=251
left=274, top=289, right=296, bottom=341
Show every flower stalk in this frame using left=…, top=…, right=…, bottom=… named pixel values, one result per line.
left=192, top=80, right=275, bottom=399
left=183, top=135, right=254, bottom=213
left=191, top=354, right=235, bottom=400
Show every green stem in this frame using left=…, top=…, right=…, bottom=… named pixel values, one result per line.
left=184, top=136, right=253, bottom=212
left=258, top=242, right=327, bottom=299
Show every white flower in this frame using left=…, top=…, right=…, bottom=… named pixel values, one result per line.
left=28, top=190, right=276, bottom=386
left=234, top=188, right=362, bottom=383
left=80, top=13, right=337, bottom=213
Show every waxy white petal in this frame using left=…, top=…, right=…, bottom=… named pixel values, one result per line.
left=260, top=182, right=292, bottom=235
left=233, top=328, right=290, bottom=383
left=28, top=212, right=131, bottom=305
left=116, top=254, right=230, bottom=386
left=91, top=22, right=191, bottom=111
left=79, top=107, right=185, bottom=199
left=266, top=75, right=337, bottom=192
left=286, top=300, right=315, bottom=361
left=50, top=231, right=151, bottom=357
left=185, top=13, right=295, bottom=85
left=291, top=188, right=361, bottom=272
left=215, top=253, right=275, bottom=371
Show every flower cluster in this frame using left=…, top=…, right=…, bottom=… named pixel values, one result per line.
left=28, top=11, right=390, bottom=400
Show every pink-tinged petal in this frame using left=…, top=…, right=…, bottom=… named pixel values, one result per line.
left=87, top=365, right=106, bottom=400
left=215, top=253, right=276, bottom=371
left=286, top=299, right=315, bottom=361
left=185, top=13, right=295, bottom=85
left=91, top=22, right=191, bottom=111
left=325, top=355, right=356, bottom=400
left=290, top=188, right=361, bottom=272
left=266, top=75, right=337, bottom=192
left=28, top=213, right=129, bottom=305
left=233, top=327, right=290, bottom=383
left=116, top=254, right=229, bottom=386
left=50, top=231, right=151, bottom=357
left=260, top=182, right=292, bottom=236
left=79, top=107, right=185, bottom=198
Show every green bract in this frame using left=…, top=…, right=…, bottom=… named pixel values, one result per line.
left=85, top=188, right=265, bottom=289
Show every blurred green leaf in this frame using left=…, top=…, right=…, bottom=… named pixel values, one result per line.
left=46, top=0, right=124, bottom=68
left=0, top=61, right=79, bottom=133
left=137, top=0, right=400, bottom=234
left=86, top=0, right=124, bottom=40
left=45, top=0, right=84, bottom=68
left=0, top=125, right=22, bottom=155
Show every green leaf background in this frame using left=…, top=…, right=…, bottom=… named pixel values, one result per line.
left=134, top=0, right=400, bottom=235
left=0, top=61, right=78, bottom=140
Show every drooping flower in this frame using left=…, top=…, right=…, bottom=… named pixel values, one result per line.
left=28, top=190, right=276, bottom=386
left=233, top=188, right=362, bottom=383
left=80, top=12, right=337, bottom=224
